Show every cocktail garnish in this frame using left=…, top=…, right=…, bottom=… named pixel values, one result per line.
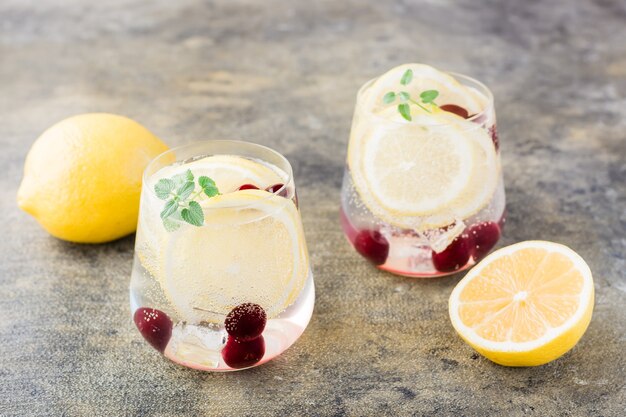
left=154, top=169, right=219, bottom=230
left=382, top=68, right=440, bottom=121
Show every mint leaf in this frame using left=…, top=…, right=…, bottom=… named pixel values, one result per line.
left=181, top=201, right=204, bottom=226
left=172, top=169, right=193, bottom=188
left=399, top=91, right=410, bottom=102
left=154, top=178, right=174, bottom=200
left=420, top=90, right=439, bottom=104
left=160, top=199, right=178, bottom=219
left=382, top=92, right=396, bottom=104
left=398, top=103, right=412, bottom=121
left=177, top=181, right=195, bottom=200
left=159, top=170, right=219, bottom=231
left=198, top=176, right=219, bottom=197
left=162, top=217, right=181, bottom=232
left=400, top=69, right=413, bottom=86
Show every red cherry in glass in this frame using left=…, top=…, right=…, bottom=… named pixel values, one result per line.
left=354, top=229, right=389, bottom=265
left=224, top=303, right=267, bottom=341
left=238, top=183, right=260, bottom=190
left=266, top=183, right=289, bottom=197
left=133, top=307, right=173, bottom=353
left=440, top=104, right=470, bottom=119
left=222, top=336, right=265, bottom=369
left=467, top=222, right=501, bottom=261
left=432, top=235, right=471, bottom=272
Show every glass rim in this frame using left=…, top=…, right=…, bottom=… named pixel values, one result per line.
left=142, top=139, right=295, bottom=211
left=356, top=70, right=495, bottom=127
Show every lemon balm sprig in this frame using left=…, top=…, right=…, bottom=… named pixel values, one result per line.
left=382, top=69, right=439, bottom=121
left=154, top=169, right=219, bottom=230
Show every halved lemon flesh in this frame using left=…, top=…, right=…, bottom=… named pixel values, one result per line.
left=449, top=241, right=594, bottom=366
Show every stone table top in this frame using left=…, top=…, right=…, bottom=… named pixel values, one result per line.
left=1, top=1, right=625, bottom=416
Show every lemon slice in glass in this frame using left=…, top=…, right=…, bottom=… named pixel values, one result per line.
left=161, top=189, right=308, bottom=323
left=361, top=63, right=483, bottom=115
left=136, top=154, right=285, bottom=280
left=348, top=108, right=498, bottom=231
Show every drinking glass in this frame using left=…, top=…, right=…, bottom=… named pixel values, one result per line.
left=340, top=65, right=505, bottom=277
left=130, top=140, right=314, bottom=370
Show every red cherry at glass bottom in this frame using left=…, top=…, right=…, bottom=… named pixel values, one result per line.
left=224, top=303, right=267, bottom=341
left=468, top=222, right=501, bottom=261
left=432, top=235, right=471, bottom=273
left=221, top=336, right=266, bottom=369
left=133, top=308, right=173, bottom=353
left=354, top=229, right=390, bottom=266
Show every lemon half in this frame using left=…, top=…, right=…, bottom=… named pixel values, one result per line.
left=449, top=241, right=594, bottom=366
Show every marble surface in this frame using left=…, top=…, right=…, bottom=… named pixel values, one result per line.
left=1, top=0, right=625, bottom=415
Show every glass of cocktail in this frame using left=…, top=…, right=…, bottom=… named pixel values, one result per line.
left=341, top=64, right=505, bottom=277
left=130, top=140, right=314, bottom=370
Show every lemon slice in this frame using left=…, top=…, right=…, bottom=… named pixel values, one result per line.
left=361, top=64, right=483, bottom=115
left=449, top=241, right=594, bottom=366
left=161, top=189, right=308, bottom=324
left=136, top=154, right=285, bottom=277
left=155, top=155, right=284, bottom=194
left=348, top=108, right=497, bottom=230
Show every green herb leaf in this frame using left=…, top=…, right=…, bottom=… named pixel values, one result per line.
left=398, top=103, right=412, bottom=121
left=171, top=170, right=193, bottom=188
left=177, top=181, right=195, bottom=200
left=420, top=90, right=439, bottom=104
left=382, top=92, right=396, bottom=104
left=399, top=91, right=410, bottom=102
left=400, top=69, right=413, bottom=86
left=160, top=199, right=178, bottom=219
left=162, top=217, right=181, bottom=232
left=154, top=178, right=174, bottom=200
left=181, top=201, right=204, bottom=226
left=158, top=171, right=219, bottom=230
left=198, top=176, right=219, bottom=197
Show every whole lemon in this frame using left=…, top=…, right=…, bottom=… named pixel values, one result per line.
left=17, top=113, right=168, bottom=243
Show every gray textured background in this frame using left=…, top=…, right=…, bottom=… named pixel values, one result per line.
left=1, top=1, right=625, bottom=416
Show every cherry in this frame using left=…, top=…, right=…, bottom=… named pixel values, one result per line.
left=353, top=229, right=389, bottom=265
left=467, top=222, right=501, bottom=261
left=238, top=183, right=260, bottom=190
left=133, top=307, right=173, bottom=353
left=440, top=104, right=470, bottom=119
left=221, top=336, right=265, bottom=368
left=432, top=235, right=471, bottom=273
left=224, top=303, right=267, bottom=341
left=266, top=183, right=289, bottom=198
left=489, top=125, right=499, bottom=152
